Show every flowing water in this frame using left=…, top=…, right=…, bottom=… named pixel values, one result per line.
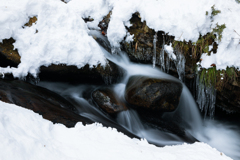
left=38, top=35, right=240, bottom=159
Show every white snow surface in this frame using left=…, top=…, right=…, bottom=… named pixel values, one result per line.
left=0, top=0, right=240, bottom=77
left=0, top=100, right=232, bottom=160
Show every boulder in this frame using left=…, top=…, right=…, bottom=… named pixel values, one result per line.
left=92, top=88, right=127, bottom=115
left=125, top=76, right=183, bottom=113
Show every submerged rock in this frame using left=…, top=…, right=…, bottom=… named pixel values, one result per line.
left=92, top=88, right=127, bottom=115
left=0, top=79, right=92, bottom=127
left=125, top=76, right=182, bottom=113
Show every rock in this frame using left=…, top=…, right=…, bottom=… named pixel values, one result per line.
left=121, top=13, right=174, bottom=63
left=0, top=79, right=92, bottom=127
left=125, top=76, right=183, bottom=113
left=216, top=83, right=240, bottom=113
left=92, top=88, right=127, bottom=115
left=39, top=61, right=123, bottom=85
left=0, top=38, right=20, bottom=67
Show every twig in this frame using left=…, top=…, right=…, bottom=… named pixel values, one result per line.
left=234, top=30, right=240, bottom=37
left=178, top=32, right=183, bottom=40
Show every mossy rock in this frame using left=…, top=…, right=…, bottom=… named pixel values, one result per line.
left=0, top=38, right=21, bottom=67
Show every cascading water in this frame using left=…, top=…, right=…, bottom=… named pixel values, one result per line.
left=38, top=31, right=240, bottom=160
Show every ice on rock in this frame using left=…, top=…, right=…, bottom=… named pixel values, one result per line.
left=196, top=73, right=216, bottom=119
left=152, top=33, right=157, bottom=68
left=159, top=35, right=165, bottom=72
left=174, top=48, right=186, bottom=82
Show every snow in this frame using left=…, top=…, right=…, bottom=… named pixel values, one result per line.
left=0, top=0, right=240, bottom=77
left=0, top=0, right=107, bottom=78
left=0, top=100, right=232, bottom=160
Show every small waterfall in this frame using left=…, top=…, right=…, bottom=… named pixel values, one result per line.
left=174, top=48, right=185, bottom=82
left=196, top=73, right=216, bottom=119
left=117, top=110, right=145, bottom=134
left=159, top=35, right=165, bottom=71
left=152, top=33, right=157, bottom=68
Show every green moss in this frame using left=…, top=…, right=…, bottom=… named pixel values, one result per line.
left=198, top=66, right=238, bottom=90
left=211, top=5, right=221, bottom=17
left=212, top=23, right=226, bottom=41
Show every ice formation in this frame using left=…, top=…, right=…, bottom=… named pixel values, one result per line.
left=196, top=73, right=217, bottom=119
left=159, top=35, right=165, bottom=72
left=152, top=33, right=157, bottom=68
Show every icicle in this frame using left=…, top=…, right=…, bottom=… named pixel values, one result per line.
left=159, top=35, right=165, bottom=71
left=152, top=33, right=157, bottom=68
left=196, top=72, right=216, bottom=119
left=174, top=48, right=185, bottom=82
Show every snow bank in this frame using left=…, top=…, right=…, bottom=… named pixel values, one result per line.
left=0, top=0, right=107, bottom=77
left=0, top=0, right=239, bottom=77
left=0, top=100, right=232, bottom=160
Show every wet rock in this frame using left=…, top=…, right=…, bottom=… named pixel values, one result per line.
left=125, top=76, right=183, bottom=113
left=39, top=60, right=123, bottom=85
left=92, top=88, right=127, bottom=115
left=0, top=79, right=92, bottom=127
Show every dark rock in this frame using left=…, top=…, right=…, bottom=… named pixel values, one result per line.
left=216, top=84, right=240, bottom=113
left=39, top=60, right=123, bottom=85
left=0, top=79, right=92, bottom=127
left=0, top=38, right=20, bottom=68
left=92, top=88, right=127, bottom=115
left=125, top=76, right=183, bottom=114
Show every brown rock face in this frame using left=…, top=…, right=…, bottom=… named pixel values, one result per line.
left=125, top=76, right=183, bottom=113
left=0, top=38, right=21, bottom=67
left=0, top=79, right=93, bottom=127
left=92, top=88, right=127, bottom=115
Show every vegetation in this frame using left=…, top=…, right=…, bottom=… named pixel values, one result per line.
left=199, top=66, right=239, bottom=90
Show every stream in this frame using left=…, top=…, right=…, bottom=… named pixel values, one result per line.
left=38, top=33, right=240, bottom=160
